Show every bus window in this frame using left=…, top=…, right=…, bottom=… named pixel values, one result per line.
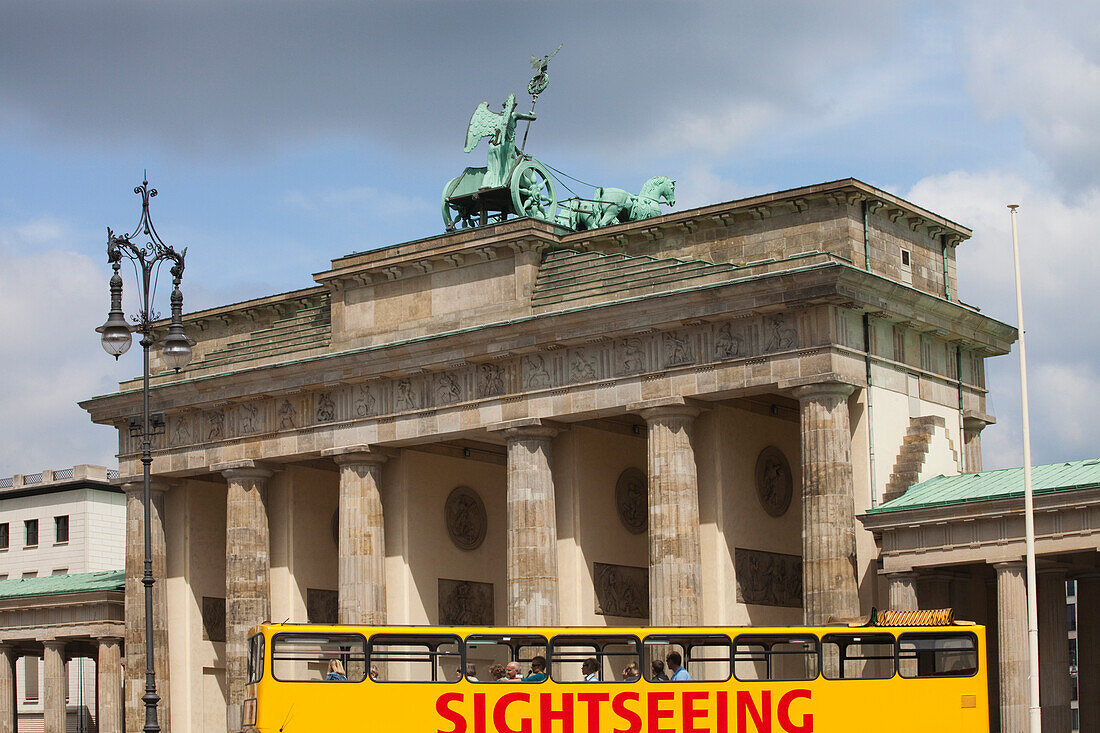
left=271, top=633, right=367, bottom=682
left=368, top=634, right=462, bottom=683
left=464, top=634, right=547, bottom=682
left=733, top=635, right=818, bottom=681
left=821, top=633, right=895, bottom=680
left=247, top=633, right=265, bottom=684
left=549, top=635, right=640, bottom=683
left=643, top=634, right=732, bottom=682
left=898, top=632, right=978, bottom=678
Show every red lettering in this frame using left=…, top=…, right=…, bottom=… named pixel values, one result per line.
left=540, top=693, right=574, bottom=733
left=475, top=692, right=487, bottom=733
left=737, top=690, right=770, bottom=733
left=717, top=691, right=728, bottom=733
left=683, top=691, right=709, bottom=733
left=436, top=692, right=466, bottom=733
left=777, top=690, right=812, bottom=733
left=612, top=692, right=642, bottom=733
left=577, top=692, right=610, bottom=731
left=494, top=692, right=532, bottom=733
left=648, top=691, right=675, bottom=733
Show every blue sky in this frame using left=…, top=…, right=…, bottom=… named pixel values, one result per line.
left=1, top=0, right=1098, bottom=478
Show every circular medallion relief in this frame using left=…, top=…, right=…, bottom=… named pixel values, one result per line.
left=755, top=446, right=793, bottom=517
left=445, top=486, right=487, bottom=551
left=615, top=467, right=648, bottom=534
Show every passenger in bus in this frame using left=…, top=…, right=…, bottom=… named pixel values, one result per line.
left=325, top=660, right=346, bottom=681
left=459, top=664, right=478, bottom=681
left=503, top=661, right=523, bottom=681
left=524, top=656, right=548, bottom=682
left=622, top=662, right=640, bottom=682
left=489, top=664, right=506, bottom=681
left=650, top=659, right=669, bottom=681
left=582, top=658, right=599, bottom=682
left=369, top=666, right=379, bottom=681
left=666, top=651, right=692, bottom=681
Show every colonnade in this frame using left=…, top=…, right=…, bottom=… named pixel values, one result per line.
left=125, top=384, right=863, bottom=732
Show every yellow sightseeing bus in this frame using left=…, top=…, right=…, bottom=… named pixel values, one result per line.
left=244, top=616, right=987, bottom=732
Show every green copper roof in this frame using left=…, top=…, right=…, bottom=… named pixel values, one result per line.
left=0, top=569, right=125, bottom=599
left=867, top=458, right=1100, bottom=514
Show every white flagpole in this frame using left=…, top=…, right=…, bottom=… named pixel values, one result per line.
left=1009, top=203, right=1041, bottom=731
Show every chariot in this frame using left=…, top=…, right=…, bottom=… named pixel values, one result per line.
left=442, top=154, right=557, bottom=230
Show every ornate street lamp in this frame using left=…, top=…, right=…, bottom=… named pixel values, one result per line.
left=97, top=176, right=191, bottom=733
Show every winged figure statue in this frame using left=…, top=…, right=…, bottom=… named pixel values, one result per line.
left=464, top=93, right=535, bottom=189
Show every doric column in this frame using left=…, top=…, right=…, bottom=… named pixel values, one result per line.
left=215, top=460, right=275, bottom=733
left=886, top=571, right=918, bottom=611
left=1038, top=568, right=1071, bottom=732
left=122, top=480, right=171, bottom=733
left=501, top=422, right=560, bottom=626
left=1076, top=573, right=1100, bottom=733
left=42, top=641, right=66, bottom=733
left=322, top=446, right=391, bottom=625
left=795, top=383, right=859, bottom=625
left=917, top=571, right=953, bottom=610
left=0, top=644, right=14, bottom=733
left=996, top=561, right=1028, bottom=733
left=97, top=637, right=123, bottom=733
left=962, top=416, right=989, bottom=473
left=637, top=401, right=703, bottom=627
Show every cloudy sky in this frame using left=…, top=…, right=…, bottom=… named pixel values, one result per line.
left=1, top=1, right=1097, bottom=478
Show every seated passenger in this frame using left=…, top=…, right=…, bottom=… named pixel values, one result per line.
left=582, top=657, right=599, bottom=682
left=489, top=663, right=506, bottom=681
left=622, top=662, right=640, bottom=682
left=666, top=651, right=691, bottom=681
left=650, top=659, right=669, bottom=681
left=502, top=661, right=523, bottom=681
left=460, top=664, right=478, bottom=682
left=524, top=656, right=548, bottom=682
left=325, top=659, right=346, bottom=681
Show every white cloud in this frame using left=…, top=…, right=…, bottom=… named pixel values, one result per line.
left=0, top=222, right=121, bottom=477
left=906, top=170, right=1100, bottom=468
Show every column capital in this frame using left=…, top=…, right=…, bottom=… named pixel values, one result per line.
left=962, top=412, right=995, bottom=433
left=884, top=570, right=918, bottom=581
left=992, top=559, right=1027, bottom=571
left=322, top=445, right=395, bottom=466
left=212, top=459, right=276, bottom=482
left=97, top=635, right=124, bottom=646
left=489, top=417, right=561, bottom=440
left=628, top=396, right=703, bottom=423
left=792, top=381, right=856, bottom=403
left=41, top=639, right=66, bottom=653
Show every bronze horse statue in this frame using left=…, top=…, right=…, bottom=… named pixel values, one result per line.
left=558, top=176, right=675, bottom=231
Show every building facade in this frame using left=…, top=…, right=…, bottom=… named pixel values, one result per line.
left=79, top=179, right=1017, bottom=732
left=0, top=465, right=126, bottom=732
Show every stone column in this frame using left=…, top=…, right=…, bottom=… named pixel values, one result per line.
left=1038, top=568, right=1070, bottom=732
left=322, top=446, right=390, bottom=625
left=97, top=637, right=123, bottom=733
left=886, top=571, right=918, bottom=611
left=917, top=571, right=953, bottom=610
left=637, top=401, right=703, bottom=627
left=1076, top=573, right=1100, bottom=733
left=996, top=561, right=1028, bottom=733
left=42, top=641, right=66, bottom=733
left=122, top=480, right=171, bottom=733
left=962, top=416, right=988, bottom=474
left=0, top=644, right=14, bottom=733
left=502, top=422, right=560, bottom=626
left=216, top=460, right=274, bottom=733
left=796, top=383, right=860, bottom=625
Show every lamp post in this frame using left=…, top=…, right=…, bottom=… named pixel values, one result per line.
left=97, top=176, right=192, bottom=733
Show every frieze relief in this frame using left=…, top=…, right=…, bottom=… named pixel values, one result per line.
left=439, top=579, right=494, bottom=626
left=734, top=548, right=802, bottom=608
left=593, top=562, right=649, bottom=619
left=154, top=312, right=807, bottom=450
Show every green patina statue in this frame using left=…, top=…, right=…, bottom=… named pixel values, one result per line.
left=441, top=46, right=675, bottom=232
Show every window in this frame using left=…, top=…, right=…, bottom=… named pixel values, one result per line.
left=51, top=568, right=68, bottom=576
left=821, top=633, right=895, bottom=680
left=368, top=634, right=461, bottom=683
left=272, top=633, right=367, bottom=682
left=54, top=515, right=68, bottom=544
left=0, top=523, right=8, bottom=550
left=897, top=633, right=977, bottom=678
left=22, top=571, right=37, bottom=579
left=23, top=656, right=39, bottom=702
left=643, top=634, right=732, bottom=682
left=464, top=634, right=547, bottom=683
left=733, top=635, right=819, bottom=681
left=549, top=634, right=639, bottom=683
left=247, top=634, right=265, bottom=684
left=1068, top=603, right=1077, bottom=632
left=900, top=248, right=911, bottom=268
left=25, top=519, right=38, bottom=547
